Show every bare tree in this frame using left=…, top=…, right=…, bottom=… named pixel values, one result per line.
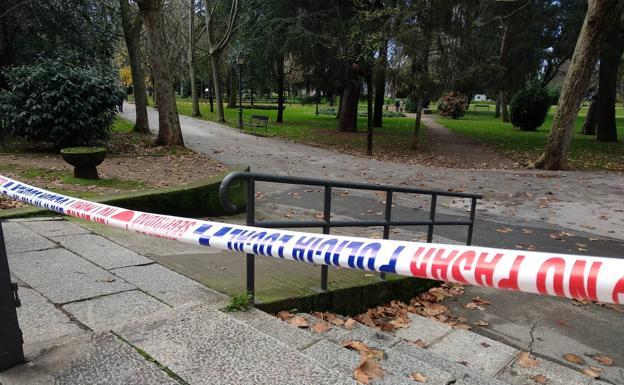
left=119, top=0, right=150, bottom=133
left=203, top=0, right=240, bottom=122
left=531, top=0, right=622, bottom=170
left=136, top=0, right=184, bottom=145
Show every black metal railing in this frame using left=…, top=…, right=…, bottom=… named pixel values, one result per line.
left=219, top=171, right=482, bottom=302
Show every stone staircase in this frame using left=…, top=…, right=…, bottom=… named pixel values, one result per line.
left=230, top=308, right=612, bottom=385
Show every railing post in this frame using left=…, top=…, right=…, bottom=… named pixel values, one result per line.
left=246, top=179, right=256, bottom=303
left=0, top=222, right=24, bottom=371
left=427, top=194, right=437, bottom=243
left=380, top=190, right=393, bottom=280
left=320, top=186, right=331, bottom=291
left=466, top=197, right=477, bottom=246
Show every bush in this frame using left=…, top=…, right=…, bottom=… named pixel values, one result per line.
left=300, top=95, right=317, bottom=105
left=510, top=82, right=551, bottom=131
left=437, top=91, right=468, bottom=119
left=0, top=58, right=121, bottom=148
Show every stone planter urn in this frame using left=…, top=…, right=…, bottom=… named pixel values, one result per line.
left=60, top=147, right=107, bottom=179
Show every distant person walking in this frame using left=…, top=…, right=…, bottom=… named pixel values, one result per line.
left=395, top=100, right=400, bottom=112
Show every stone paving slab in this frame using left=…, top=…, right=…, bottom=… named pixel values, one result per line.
left=118, top=304, right=356, bottom=385
left=19, top=218, right=90, bottom=237
left=3, top=221, right=56, bottom=254
left=388, top=341, right=510, bottom=385
left=0, top=332, right=179, bottom=385
left=63, top=290, right=171, bottom=331
left=428, top=329, right=519, bottom=376
left=111, top=263, right=227, bottom=307
left=16, top=287, right=86, bottom=357
left=228, top=307, right=320, bottom=350
left=394, top=313, right=452, bottom=346
left=52, top=233, right=152, bottom=269
left=496, top=356, right=592, bottom=385
left=8, top=248, right=135, bottom=304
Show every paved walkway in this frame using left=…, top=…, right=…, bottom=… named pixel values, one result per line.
left=2, top=217, right=620, bottom=384
left=121, top=103, right=624, bottom=241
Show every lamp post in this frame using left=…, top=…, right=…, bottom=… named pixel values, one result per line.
left=237, top=56, right=246, bottom=130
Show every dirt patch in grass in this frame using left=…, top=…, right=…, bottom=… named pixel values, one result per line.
left=0, top=126, right=229, bottom=206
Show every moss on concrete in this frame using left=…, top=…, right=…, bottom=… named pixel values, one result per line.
left=257, top=276, right=438, bottom=316
left=0, top=165, right=249, bottom=219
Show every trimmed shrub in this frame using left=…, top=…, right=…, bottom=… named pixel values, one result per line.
left=510, top=83, right=551, bottom=131
left=438, top=91, right=468, bottom=119
left=0, top=58, right=121, bottom=148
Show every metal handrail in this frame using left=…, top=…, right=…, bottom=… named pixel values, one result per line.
left=218, top=171, right=482, bottom=301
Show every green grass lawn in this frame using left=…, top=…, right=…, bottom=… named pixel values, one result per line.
left=149, top=96, right=427, bottom=156
left=437, top=105, right=624, bottom=171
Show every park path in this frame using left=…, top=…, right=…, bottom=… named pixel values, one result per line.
left=120, top=102, right=624, bottom=242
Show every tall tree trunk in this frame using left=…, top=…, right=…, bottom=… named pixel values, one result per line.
left=372, top=41, right=387, bottom=128
left=366, top=73, right=373, bottom=155
left=338, top=64, right=360, bottom=132
left=412, top=95, right=424, bottom=150
left=203, top=0, right=239, bottom=123
left=209, top=81, right=214, bottom=112
left=210, top=54, right=225, bottom=122
left=495, top=93, right=501, bottom=118
left=137, top=0, right=184, bottom=146
left=498, top=23, right=511, bottom=122
left=188, top=0, right=201, bottom=117
left=276, top=53, right=285, bottom=123
left=581, top=96, right=597, bottom=135
left=596, top=11, right=623, bottom=142
left=119, top=0, right=150, bottom=133
left=227, top=66, right=237, bottom=109
left=411, top=30, right=431, bottom=149
left=532, top=0, right=622, bottom=170
left=501, top=91, right=510, bottom=123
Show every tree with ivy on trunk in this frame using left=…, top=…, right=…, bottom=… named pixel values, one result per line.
left=531, top=0, right=623, bottom=170
left=119, top=0, right=150, bottom=133
left=136, top=0, right=184, bottom=146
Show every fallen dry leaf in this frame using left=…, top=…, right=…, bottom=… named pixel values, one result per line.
left=342, top=340, right=384, bottom=360
left=582, top=367, right=600, bottom=378
left=464, top=302, right=485, bottom=311
left=354, top=357, right=385, bottom=384
left=592, top=353, right=614, bottom=366
left=518, top=352, right=539, bottom=368
left=344, top=318, right=357, bottom=330
left=496, top=227, right=513, bottom=233
left=288, top=316, right=309, bottom=328
left=530, top=374, right=547, bottom=384
left=277, top=311, right=294, bottom=321
left=472, top=297, right=491, bottom=305
left=474, top=320, right=489, bottom=327
left=409, top=372, right=427, bottom=382
left=453, top=323, right=472, bottom=330
left=563, top=353, right=585, bottom=365
left=311, top=322, right=331, bottom=333
left=412, top=339, right=426, bottom=348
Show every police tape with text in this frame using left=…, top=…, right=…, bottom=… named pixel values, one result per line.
left=1, top=174, right=622, bottom=304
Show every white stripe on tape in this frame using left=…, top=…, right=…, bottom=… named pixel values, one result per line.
left=1, top=174, right=622, bottom=304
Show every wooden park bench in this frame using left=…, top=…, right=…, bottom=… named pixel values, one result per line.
left=242, top=114, right=269, bottom=136
left=473, top=104, right=490, bottom=111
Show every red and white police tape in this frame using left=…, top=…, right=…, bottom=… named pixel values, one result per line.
left=1, top=174, right=623, bottom=304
